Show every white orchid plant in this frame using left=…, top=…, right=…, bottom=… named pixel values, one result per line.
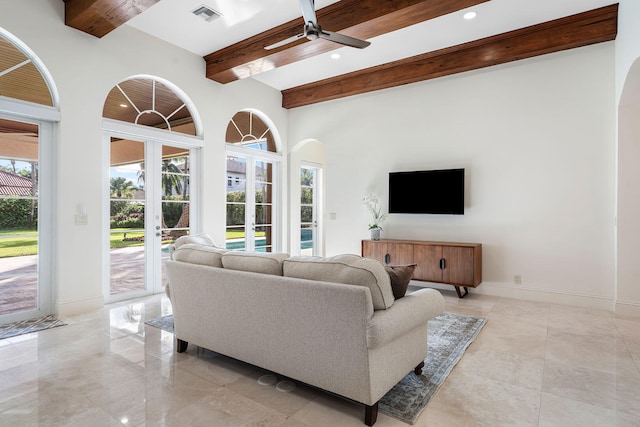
left=362, top=193, right=388, bottom=230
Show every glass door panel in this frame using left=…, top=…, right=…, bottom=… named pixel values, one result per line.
left=300, top=166, right=317, bottom=256
left=160, top=147, right=191, bottom=284
left=226, top=155, right=247, bottom=250
left=255, top=160, right=273, bottom=252
left=109, top=138, right=146, bottom=296
left=0, top=118, right=41, bottom=318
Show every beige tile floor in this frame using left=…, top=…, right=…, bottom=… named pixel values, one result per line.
left=0, top=288, right=639, bottom=426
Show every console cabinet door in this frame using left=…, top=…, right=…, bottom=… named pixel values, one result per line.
left=442, top=246, right=475, bottom=286
left=362, top=241, right=413, bottom=266
left=385, top=243, right=414, bottom=266
left=362, top=240, right=384, bottom=262
left=413, top=244, right=443, bottom=282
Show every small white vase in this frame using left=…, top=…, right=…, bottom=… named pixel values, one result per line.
left=370, top=227, right=381, bottom=241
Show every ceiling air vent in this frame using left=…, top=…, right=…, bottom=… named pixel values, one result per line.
left=192, top=5, right=222, bottom=22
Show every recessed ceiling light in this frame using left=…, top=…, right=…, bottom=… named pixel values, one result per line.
left=464, top=11, right=477, bottom=20
left=119, top=103, right=128, bottom=108
left=330, top=53, right=341, bottom=60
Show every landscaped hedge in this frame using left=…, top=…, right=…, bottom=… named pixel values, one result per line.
left=0, top=198, right=37, bottom=228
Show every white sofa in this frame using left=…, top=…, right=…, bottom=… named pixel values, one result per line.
left=164, top=237, right=444, bottom=426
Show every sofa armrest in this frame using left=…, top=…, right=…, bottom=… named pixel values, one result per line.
left=366, top=288, right=444, bottom=349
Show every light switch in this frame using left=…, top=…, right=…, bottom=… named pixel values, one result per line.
left=330, top=213, right=337, bottom=220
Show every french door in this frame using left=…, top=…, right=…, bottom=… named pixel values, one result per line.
left=300, top=164, right=321, bottom=256
left=225, top=147, right=280, bottom=252
left=0, top=114, right=53, bottom=323
left=104, top=123, right=200, bottom=302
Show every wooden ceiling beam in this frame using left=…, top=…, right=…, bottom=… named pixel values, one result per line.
left=64, top=0, right=160, bottom=38
left=282, top=4, right=618, bottom=109
left=204, top=0, right=489, bottom=84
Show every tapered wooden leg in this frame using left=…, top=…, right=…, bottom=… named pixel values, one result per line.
left=176, top=338, right=188, bottom=353
left=365, top=402, right=378, bottom=426
left=414, top=361, right=425, bottom=375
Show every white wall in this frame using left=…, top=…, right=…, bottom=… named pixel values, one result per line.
left=289, top=43, right=616, bottom=309
left=615, top=0, right=640, bottom=317
left=0, top=0, right=287, bottom=316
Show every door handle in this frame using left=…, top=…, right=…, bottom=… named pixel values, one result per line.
left=384, top=254, right=390, bottom=264
left=440, top=258, right=446, bottom=270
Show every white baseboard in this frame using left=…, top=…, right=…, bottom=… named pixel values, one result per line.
left=55, top=295, right=104, bottom=318
left=614, top=299, right=640, bottom=318
left=411, top=281, right=615, bottom=312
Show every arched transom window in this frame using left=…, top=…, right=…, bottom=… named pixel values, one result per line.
left=0, top=31, right=56, bottom=106
left=103, top=76, right=200, bottom=136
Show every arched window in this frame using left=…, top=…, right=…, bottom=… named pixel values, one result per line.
left=0, top=28, right=59, bottom=323
left=103, top=76, right=201, bottom=136
left=225, top=110, right=281, bottom=252
left=103, top=76, right=202, bottom=302
left=0, top=31, right=58, bottom=107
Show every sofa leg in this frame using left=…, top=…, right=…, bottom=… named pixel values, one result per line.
left=414, top=361, right=425, bottom=375
left=176, top=338, right=188, bottom=353
left=364, top=402, right=378, bottom=426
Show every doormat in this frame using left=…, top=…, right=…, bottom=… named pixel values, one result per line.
left=0, top=314, right=67, bottom=340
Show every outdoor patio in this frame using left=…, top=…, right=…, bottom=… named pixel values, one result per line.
left=0, top=246, right=164, bottom=317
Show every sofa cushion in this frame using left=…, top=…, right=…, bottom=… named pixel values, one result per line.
left=174, top=233, right=218, bottom=249
left=283, top=254, right=394, bottom=310
left=385, top=264, right=417, bottom=299
left=173, top=244, right=228, bottom=268
left=221, top=252, right=289, bottom=276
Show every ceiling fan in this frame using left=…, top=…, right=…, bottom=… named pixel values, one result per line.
left=265, top=0, right=371, bottom=50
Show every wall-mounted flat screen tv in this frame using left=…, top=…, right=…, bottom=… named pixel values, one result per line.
left=389, top=168, right=465, bottom=215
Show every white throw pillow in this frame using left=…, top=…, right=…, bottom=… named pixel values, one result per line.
left=174, top=233, right=218, bottom=249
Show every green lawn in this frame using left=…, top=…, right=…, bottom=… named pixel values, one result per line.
left=0, top=228, right=265, bottom=258
left=0, top=228, right=176, bottom=258
left=0, top=229, right=38, bottom=257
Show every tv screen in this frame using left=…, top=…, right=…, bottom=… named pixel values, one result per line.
left=389, top=168, right=465, bottom=215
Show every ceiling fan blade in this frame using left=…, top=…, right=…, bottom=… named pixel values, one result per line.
left=319, top=30, right=371, bottom=49
left=299, top=0, right=318, bottom=26
left=264, top=33, right=305, bottom=50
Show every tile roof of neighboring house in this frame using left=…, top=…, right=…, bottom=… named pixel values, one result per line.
left=226, top=158, right=246, bottom=174
left=0, top=169, right=36, bottom=196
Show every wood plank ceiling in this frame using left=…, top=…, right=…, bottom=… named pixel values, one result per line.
left=63, top=1, right=619, bottom=109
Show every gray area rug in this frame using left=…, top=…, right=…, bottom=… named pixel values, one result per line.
left=0, top=314, right=67, bottom=340
left=144, top=314, right=174, bottom=333
left=145, top=311, right=486, bottom=424
left=379, top=311, right=487, bottom=423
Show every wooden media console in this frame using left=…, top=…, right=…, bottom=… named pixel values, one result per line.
left=362, top=239, right=482, bottom=298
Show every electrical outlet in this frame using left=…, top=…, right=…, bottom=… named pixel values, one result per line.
left=514, top=275, right=522, bottom=285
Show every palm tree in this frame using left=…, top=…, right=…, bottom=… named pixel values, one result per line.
left=137, top=159, right=188, bottom=236
left=165, top=158, right=189, bottom=237
left=110, top=177, right=136, bottom=198
left=161, top=160, right=183, bottom=196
